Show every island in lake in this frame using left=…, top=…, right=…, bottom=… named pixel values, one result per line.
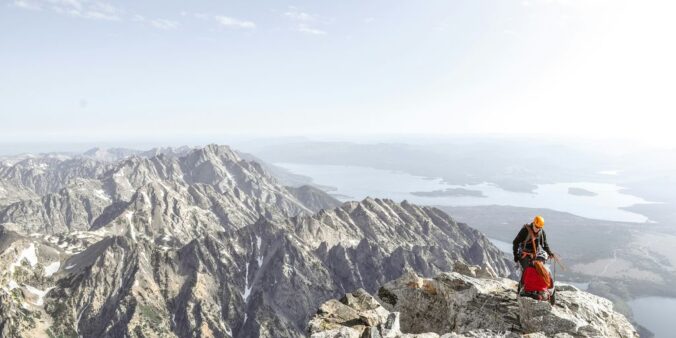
left=411, top=187, right=486, bottom=198
left=568, top=187, right=598, bottom=196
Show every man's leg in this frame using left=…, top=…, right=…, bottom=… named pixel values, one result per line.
left=517, top=257, right=528, bottom=295
left=519, top=256, right=530, bottom=270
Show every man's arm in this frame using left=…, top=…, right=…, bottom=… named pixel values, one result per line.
left=512, top=227, right=527, bottom=261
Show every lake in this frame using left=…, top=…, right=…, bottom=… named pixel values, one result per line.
left=488, top=237, right=512, bottom=255
left=629, top=297, right=676, bottom=338
left=276, top=162, right=653, bottom=223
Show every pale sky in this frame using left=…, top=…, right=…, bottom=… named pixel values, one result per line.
left=1, top=0, right=675, bottom=146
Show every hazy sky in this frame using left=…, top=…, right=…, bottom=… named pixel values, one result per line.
left=1, top=0, right=675, bottom=146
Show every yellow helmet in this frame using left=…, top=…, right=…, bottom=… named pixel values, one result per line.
left=533, top=215, right=545, bottom=228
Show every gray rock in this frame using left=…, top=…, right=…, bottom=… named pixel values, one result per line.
left=310, top=270, right=639, bottom=338
left=312, top=327, right=362, bottom=338
left=362, top=326, right=383, bottom=338
left=381, top=312, right=401, bottom=337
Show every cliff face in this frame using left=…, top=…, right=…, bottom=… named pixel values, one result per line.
left=309, top=262, right=638, bottom=338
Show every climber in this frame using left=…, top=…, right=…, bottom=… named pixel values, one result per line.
left=513, top=215, right=558, bottom=304
left=512, top=215, right=554, bottom=270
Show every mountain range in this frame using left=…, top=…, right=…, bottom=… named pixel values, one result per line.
left=0, top=144, right=513, bottom=337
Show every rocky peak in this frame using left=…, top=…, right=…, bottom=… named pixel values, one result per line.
left=139, top=146, right=195, bottom=158
left=308, top=263, right=639, bottom=338
left=82, top=147, right=141, bottom=162
left=183, top=144, right=241, bottom=167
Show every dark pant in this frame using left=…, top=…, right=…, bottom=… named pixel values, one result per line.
left=519, top=256, right=531, bottom=270
left=517, top=256, right=532, bottom=292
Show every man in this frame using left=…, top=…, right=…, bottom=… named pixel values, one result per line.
left=512, top=215, right=554, bottom=269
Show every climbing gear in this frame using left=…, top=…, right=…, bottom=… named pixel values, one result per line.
left=519, top=224, right=539, bottom=261
left=533, top=260, right=551, bottom=288
left=551, top=254, right=568, bottom=272
left=519, top=262, right=555, bottom=304
left=533, top=215, right=545, bottom=228
left=547, top=253, right=566, bottom=306
left=523, top=264, right=549, bottom=291
left=535, top=248, right=549, bottom=261
left=551, top=259, right=557, bottom=305
left=519, top=264, right=554, bottom=303
left=521, top=290, right=551, bottom=301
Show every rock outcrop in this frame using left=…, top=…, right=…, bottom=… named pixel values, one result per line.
left=308, top=263, right=638, bottom=338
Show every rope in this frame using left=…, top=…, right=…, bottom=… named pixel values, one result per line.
left=550, top=252, right=567, bottom=295
left=552, top=255, right=557, bottom=285
left=551, top=253, right=567, bottom=272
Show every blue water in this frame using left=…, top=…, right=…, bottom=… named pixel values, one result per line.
left=488, top=237, right=512, bottom=255
left=276, top=162, right=653, bottom=223
left=629, top=297, right=676, bottom=338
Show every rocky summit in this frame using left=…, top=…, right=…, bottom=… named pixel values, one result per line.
left=308, top=262, right=638, bottom=338
left=0, top=144, right=515, bottom=337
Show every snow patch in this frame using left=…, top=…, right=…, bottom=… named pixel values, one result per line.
left=24, top=285, right=54, bottom=306
left=242, top=261, right=252, bottom=302
left=8, top=242, right=39, bottom=287
left=74, top=232, right=94, bottom=239
left=93, top=189, right=111, bottom=201
left=126, top=211, right=136, bottom=241
left=113, top=168, right=125, bottom=178
left=44, top=261, right=61, bottom=277
left=75, top=304, right=89, bottom=335
left=17, top=243, right=38, bottom=267
left=256, top=235, right=263, bottom=267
